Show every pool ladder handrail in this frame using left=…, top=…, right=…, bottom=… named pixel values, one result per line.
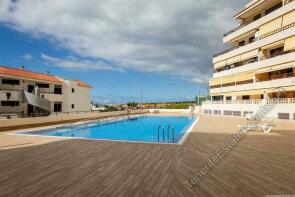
left=158, top=126, right=165, bottom=142
left=157, top=125, right=175, bottom=143
left=168, top=125, right=175, bottom=143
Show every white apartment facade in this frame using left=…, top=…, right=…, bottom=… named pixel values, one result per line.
left=0, top=66, right=92, bottom=118
left=203, top=0, right=295, bottom=120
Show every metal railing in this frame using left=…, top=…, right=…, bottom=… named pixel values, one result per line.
left=223, top=23, right=248, bottom=37
left=23, top=90, right=51, bottom=112
left=203, top=98, right=295, bottom=105
left=213, top=46, right=239, bottom=58
left=157, top=125, right=175, bottom=143
left=223, top=1, right=285, bottom=38
left=167, top=125, right=175, bottom=143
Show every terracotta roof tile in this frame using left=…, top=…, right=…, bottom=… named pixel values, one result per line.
left=75, top=80, right=92, bottom=88
left=0, top=66, right=62, bottom=84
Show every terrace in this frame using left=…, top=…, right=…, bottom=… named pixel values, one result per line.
left=0, top=115, right=294, bottom=196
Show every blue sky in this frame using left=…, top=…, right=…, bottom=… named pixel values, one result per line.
left=0, top=25, right=208, bottom=104
left=0, top=0, right=246, bottom=104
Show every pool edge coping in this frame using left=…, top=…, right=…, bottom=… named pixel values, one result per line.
left=10, top=115, right=200, bottom=146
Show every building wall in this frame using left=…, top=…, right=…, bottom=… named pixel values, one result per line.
left=60, top=80, right=91, bottom=113
left=210, top=1, right=295, bottom=99
left=0, top=75, right=92, bottom=116
left=205, top=1, right=295, bottom=120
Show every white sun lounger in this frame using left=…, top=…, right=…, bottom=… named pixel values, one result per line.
left=238, top=124, right=275, bottom=133
left=238, top=114, right=275, bottom=133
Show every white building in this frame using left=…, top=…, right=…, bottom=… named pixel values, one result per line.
left=203, top=0, right=295, bottom=120
left=0, top=66, right=92, bottom=118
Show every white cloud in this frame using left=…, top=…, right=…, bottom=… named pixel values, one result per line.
left=41, top=54, right=115, bottom=71
left=0, top=0, right=247, bottom=83
left=22, top=53, right=33, bottom=60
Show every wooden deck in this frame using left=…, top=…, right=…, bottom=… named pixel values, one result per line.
left=0, top=115, right=294, bottom=196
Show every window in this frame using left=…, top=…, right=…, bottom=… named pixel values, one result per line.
left=238, top=41, right=245, bottom=47
left=242, top=95, right=250, bottom=100
left=240, top=57, right=258, bottom=66
left=226, top=96, right=232, bottom=101
left=253, top=14, right=261, bottom=21
left=236, top=80, right=254, bottom=85
left=270, top=47, right=284, bottom=58
left=212, top=96, right=223, bottom=101
left=210, top=84, right=222, bottom=89
left=2, top=79, right=20, bottom=85
left=222, top=82, right=236, bottom=87
left=54, top=102, right=62, bottom=112
left=71, top=104, right=75, bottom=109
left=265, top=2, right=282, bottom=15
left=278, top=113, right=290, bottom=120
left=36, top=83, right=49, bottom=88
left=28, top=85, right=34, bottom=93
left=54, top=85, right=62, bottom=94
left=72, top=88, right=75, bottom=93
left=249, top=36, right=255, bottom=43
left=1, top=101, right=19, bottom=107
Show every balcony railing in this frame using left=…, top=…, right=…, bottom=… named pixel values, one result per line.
left=213, top=38, right=260, bottom=58
left=211, top=72, right=295, bottom=90
left=213, top=46, right=239, bottom=58
left=223, top=23, right=249, bottom=37
left=203, top=98, right=295, bottom=105
left=257, top=72, right=295, bottom=82
left=223, top=1, right=285, bottom=38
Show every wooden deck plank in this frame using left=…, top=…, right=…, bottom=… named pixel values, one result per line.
left=0, top=115, right=294, bottom=196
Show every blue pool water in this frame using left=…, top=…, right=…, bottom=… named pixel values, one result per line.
left=22, top=116, right=195, bottom=143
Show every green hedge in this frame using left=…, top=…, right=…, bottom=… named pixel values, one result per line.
left=164, top=103, right=190, bottom=109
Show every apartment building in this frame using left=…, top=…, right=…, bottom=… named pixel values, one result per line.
left=203, top=0, right=295, bottom=119
left=0, top=66, right=92, bottom=118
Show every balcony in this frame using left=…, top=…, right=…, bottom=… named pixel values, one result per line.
left=223, top=21, right=252, bottom=38
left=213, top=46, right=239, bottom=58
left=214, top=51, right=295, bottom=78
left=222, top=0, right=295, bottom=45
left=224, top=1, right=285, bottom=38
left=257, top=72, right=295, bottom=82
left=214, top=25, right=295, bottom=65
left=225, top=0, right=293, bottom=39
left=210, top=75, right=295, bottom=94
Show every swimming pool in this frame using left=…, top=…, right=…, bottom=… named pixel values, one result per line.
left=19, top=116, right=197, bottom=144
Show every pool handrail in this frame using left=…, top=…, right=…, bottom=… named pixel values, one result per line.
left=158, top=126, right=165, bottom=142
left=167, top=125, right=175, bottom=143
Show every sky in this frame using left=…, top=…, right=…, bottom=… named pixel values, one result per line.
left=0, top=0, right=248, bottom=104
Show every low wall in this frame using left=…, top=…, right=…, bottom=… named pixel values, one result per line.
left=201, top=103, right=295, bottom=120
left=148, top=109, right=190, bottom=113
left=0, top=110, right=148, bottom=132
